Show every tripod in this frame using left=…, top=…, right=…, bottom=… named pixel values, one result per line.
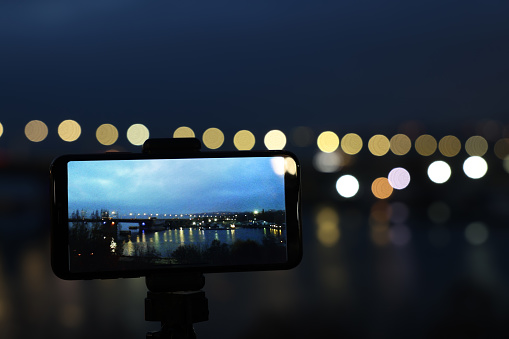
left=145, top=272, right=209, bottom=339
left=142, top=138, right=208, bottom=339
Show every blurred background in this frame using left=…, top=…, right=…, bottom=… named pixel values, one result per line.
left=1, top=1, right=509, bottom=338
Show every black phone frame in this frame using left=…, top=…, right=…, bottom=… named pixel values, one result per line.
left=50, top=148, right=302, bottom=280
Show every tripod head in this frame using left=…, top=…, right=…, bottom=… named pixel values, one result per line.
left=145, top=273, right=208, bottom=339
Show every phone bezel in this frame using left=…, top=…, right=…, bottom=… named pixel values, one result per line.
left=50, top=150, right=302, bottom=280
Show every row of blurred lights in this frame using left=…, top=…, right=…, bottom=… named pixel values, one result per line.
left=2, top=120, right=287, bottom=151
left=316, top=202, right=491, bottom=249
left=3, top=120, right=509, bottom=158
left=3, top=120, right=509, bottom=201
left=333, top=156, right=491, bottom=200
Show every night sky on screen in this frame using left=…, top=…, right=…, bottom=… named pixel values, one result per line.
left=67, top=157, right=285, bottom=216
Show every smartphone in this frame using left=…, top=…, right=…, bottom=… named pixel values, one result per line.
left=50, top=150, right=301, bottom=280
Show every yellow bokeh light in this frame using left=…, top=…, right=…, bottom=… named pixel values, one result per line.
left=173, top=126, right=195, bottom=138
left=202, top=128, right=224, bottom=149
left=234, top=130, right=255, bottom=150
left=415, top=134, right=437, bottom=156
left=368, top=134, right=390, bottom=156
left=317, top=131, right=339, bottom=153
left=316, top=207, right=340, bottom=247
left=465, top=136, right=488, bottom=156
left=370, top=222, right=390, bottom=247
left=58, top=120, right=81, bottom=142
left=390, top=134, right=411, bottom=155
left=25, top=120, right=48, bottom=142
left=316, top=206, right=340, bottom=225
left=96, top=124, right=118, bottom=146
left=371, top=177, right=393, bottom=199
left=0, top=122, right=3, bottom=138
left=127, top=124, right=150, bottom=146
left=284, top=157, right=298, bottom=176
left=264, top=130, right=287, bottom=150
left=341, top=133, right=363, bottom=155
left=370, top=201, right=391, bottom=223
left=438, top=135, right=461, bottom=157
left=494, top=138, right=509, bottom=159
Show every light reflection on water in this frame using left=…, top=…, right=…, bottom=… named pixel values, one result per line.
left=119, top=223, right=284, bottom=257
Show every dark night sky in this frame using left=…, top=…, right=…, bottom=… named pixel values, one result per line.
left=0, top=1, right=508, bottom=148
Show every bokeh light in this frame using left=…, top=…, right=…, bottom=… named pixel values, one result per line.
left=371, top=177, right=393, bottom=199
left=284, top=157, right=298, bottom=176
left=126, top=124, right=149, bottom=146
left=313, top=151, right=342, bottom=173
left=368, top=135, right=390, bottom=156
left=427, top=161, right=451, bottom=184
left=202, top=128, right=224, bottom=149
left=234, top=130, right=255, bottom=150
left=463, top=156, right=488, bottom=179
left=465, top=136, right=488, bottom=156
left=415, top=134, right=437, bottom=156
left=315, top=207, right=340, bottom=247
left=341, top=133, right=363, bottom=155
left=264, top=130, right=287, bottom=150
left=370, top=222, right=390, bottom=247
left=317, top=131, right=339, bottom=153
left=504, top=156, right=509, bottom=174
left=389, top=224, right=411, bottom=246
left=390, top=202, right=409, bottom=224
left=270, top=157, right=285, bottom=176
left=0, top=122, right=3, bottom=138
left=494, top=138, right=509, bottom=159
left=388, top=167, right=410, bottom=190
left=370, top=201, right=391, bottom=223
left=58, top=120, right=81, bottom=142
left=390, top=134, right=412, bottom=155
left=428, top=201, right=451, bottom=224
left=291, top=126, right=314, bottom=147
left=438, top=135, right=461, bottom=157
left=336, top=174, right=359, bottom=198
left=25, top=120, right=48, bottom=142
left=173, top=126, right=195, bottom=138
left=96, top=124, right=118, bottom=146
left=465, top=222, right=489, bottom=246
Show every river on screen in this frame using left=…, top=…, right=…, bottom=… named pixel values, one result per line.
left=118, top=223, right=286, bottom=258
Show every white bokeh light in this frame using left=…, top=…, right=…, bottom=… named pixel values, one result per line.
left=336, top=175, right=359, bottom=198
left=388, top=167, right=410, bottom=189
left=463, top=156, right=488, bottom=179
left=427, top=161, right=451, bottom=184
left=313, top=151, right=342, bottom=173
left=465, top=222, right=489, bottom=246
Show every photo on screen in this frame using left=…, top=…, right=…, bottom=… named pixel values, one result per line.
left=66, top=157, right=288, bottom=272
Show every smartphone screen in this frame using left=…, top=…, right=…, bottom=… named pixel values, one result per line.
left=51, top=152, right=301, bottom=279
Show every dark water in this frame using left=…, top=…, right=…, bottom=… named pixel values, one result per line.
left=118, top=223, right=286, bottom=257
